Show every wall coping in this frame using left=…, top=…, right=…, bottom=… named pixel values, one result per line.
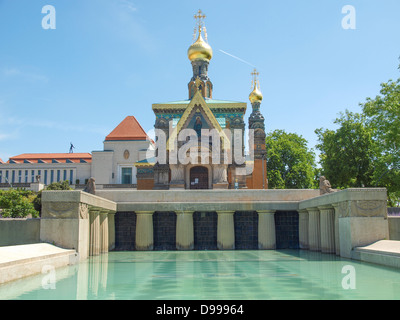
left=42, top=190, right=117, bottom=212
left=299, top=188, right=387, bottom=210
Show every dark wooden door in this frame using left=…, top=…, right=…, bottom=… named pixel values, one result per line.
left=190, top=166, right=209, bottom=189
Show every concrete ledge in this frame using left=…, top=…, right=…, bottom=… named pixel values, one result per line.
left=117, top=201, right=300, bottom=212
left=299, top=188, right=388, bottom=210
left=96, top=189, right=320, bottom=212
left=96, top=189, right=320, bottom=203
left=353, top=240, right=400, bottom=269
left=42, top=190, right=117, bottom=212
left=0, top=243, right=78, bottom=284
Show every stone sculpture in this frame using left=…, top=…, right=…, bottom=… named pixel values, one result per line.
left=84, top=177, right=96, bottom=195
left=320, top=176, right=334, bottom=195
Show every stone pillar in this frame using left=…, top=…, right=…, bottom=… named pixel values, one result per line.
left=89, top=209, right=100, bottom=256
left=99, top=211, right=109, bottom=254
left=307, top=208, right=321, bottom=252
left=319, top=205, right=336, bottom=254
left=135, top=211, right=154, bottom=251
left=108, top=212, right=116, bottom=251
left=257, top=210, right=276, bottom=250
left=331, top=203, right=340, bottom=256
left=298, top=209, right=309, bottom=250
left=217, top=211, right=235, bottom=250
left=176, top=211, right=194, bottom=250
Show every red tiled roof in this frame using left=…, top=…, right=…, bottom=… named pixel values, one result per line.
left=0, top=158, right=4, bottom=164
left=105, top=116, right=149, bottom=141
left=8, top=153, right=92, bottom=164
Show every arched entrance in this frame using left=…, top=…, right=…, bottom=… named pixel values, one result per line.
left=190, top=166, right=209, bottom=189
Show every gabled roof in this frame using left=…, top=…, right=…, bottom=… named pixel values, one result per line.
left=7, top=153, right=92, bottom=164
left=167, top=90, right=230, bottom=151
left=105, top=116, right=149, bottom=141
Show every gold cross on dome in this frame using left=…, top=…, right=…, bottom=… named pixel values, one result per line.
left=194, top=9, right=206, bottom=24
left=194, top=9, right=206, bottom=34
left=251, top=68, right=260, bottom=88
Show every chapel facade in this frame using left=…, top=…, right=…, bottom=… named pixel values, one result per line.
left=135, top=10, right=268, bottom=190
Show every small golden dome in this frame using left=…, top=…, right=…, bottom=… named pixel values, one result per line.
left=249, top=85, right=263, bottom=103
left=188, top=33, right=213, bottom=62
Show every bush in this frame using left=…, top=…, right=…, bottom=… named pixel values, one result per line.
left=33, top=181, right=72, bottom=215
left=0, top=189, right=39, bottom=218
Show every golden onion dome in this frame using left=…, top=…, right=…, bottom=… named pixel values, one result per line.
left=249, top=85, right=263, bottom=104
left=188, top=33, right=213, bottom=62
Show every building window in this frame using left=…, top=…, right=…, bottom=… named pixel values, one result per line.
left=18, top=170, right=22, bottom=183
left=70, top=170, right=73, bottom=185
left=6, top=171, right=9, bottom=183
left=0, top=171, right=2, bottom=183
left=50, top=170, right=54, bottom=184
left=121, top=167, right=132, bottom=184
left=57, top=170, right=60, bottom=182
left=44, top=170, right=48, bottom=185
left=12, top=170, right=15, bottom=183
left=31, top=170, right=35, bottom=183
left=25, top=170, right=28, bottom=183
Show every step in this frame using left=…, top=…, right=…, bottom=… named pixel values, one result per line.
left=0, top=243, right=78, bottom=284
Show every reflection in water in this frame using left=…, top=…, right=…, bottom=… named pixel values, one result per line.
left=1, top=250, right=400, bottom=300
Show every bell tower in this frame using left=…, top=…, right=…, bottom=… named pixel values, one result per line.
left=187, top=10, right=213, bottom=99
left=248, top=69, right=268, bottom=189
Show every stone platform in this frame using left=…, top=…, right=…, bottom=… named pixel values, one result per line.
left=0, top=243, right=78, bottom=284
left=354, top=240, right=400, bottom=269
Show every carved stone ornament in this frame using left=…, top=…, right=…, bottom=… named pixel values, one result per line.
left=124, top=150, right=130, bottom=160
left=42, top=202, right=78, bottom=219
left=353, top=200, right=387, bottom=217
left=79, top=203, right=89, bottom=219
left=336, top=201, right=351, bottom=218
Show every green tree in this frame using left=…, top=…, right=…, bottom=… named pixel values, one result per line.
left=361, top=77, right=400, bottom=205
left=32, top=181, right=72, bottom=215
left=315, top=111, right=377, bottom=189
left=0, top=189, right=39, bottom=218
left=266, top=129, right=317, bottom=189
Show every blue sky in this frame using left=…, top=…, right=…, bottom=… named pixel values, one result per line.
left=0, top=0, right=400, bottom=163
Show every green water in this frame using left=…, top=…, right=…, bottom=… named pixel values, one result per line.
left=1, top=250, right=400, bottom=300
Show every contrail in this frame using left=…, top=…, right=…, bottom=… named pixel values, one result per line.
left=219, top=49, right=256, bottom=68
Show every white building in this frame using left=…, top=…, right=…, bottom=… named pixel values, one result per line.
left=0, top=116, right=153, bottom=189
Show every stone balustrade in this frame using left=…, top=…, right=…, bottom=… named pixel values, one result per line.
left=40, top=191, right=117, bottom=261
left=299, top=188, right=388, bottom=259
left=39, top=188, right=389, bottom=262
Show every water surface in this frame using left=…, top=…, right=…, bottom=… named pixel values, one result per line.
left=1, top=250, right=400, bottom=300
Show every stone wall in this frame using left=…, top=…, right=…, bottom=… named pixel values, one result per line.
left=0, top=219, right=40, bottom=247
left=389, top=217, right=400, bottom=241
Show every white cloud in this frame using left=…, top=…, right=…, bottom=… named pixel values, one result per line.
left=117, top=0, right=137, bottom=13
left=2, top=67, right=49, bottom=83
left=0, top=133, right=10, bottom=141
